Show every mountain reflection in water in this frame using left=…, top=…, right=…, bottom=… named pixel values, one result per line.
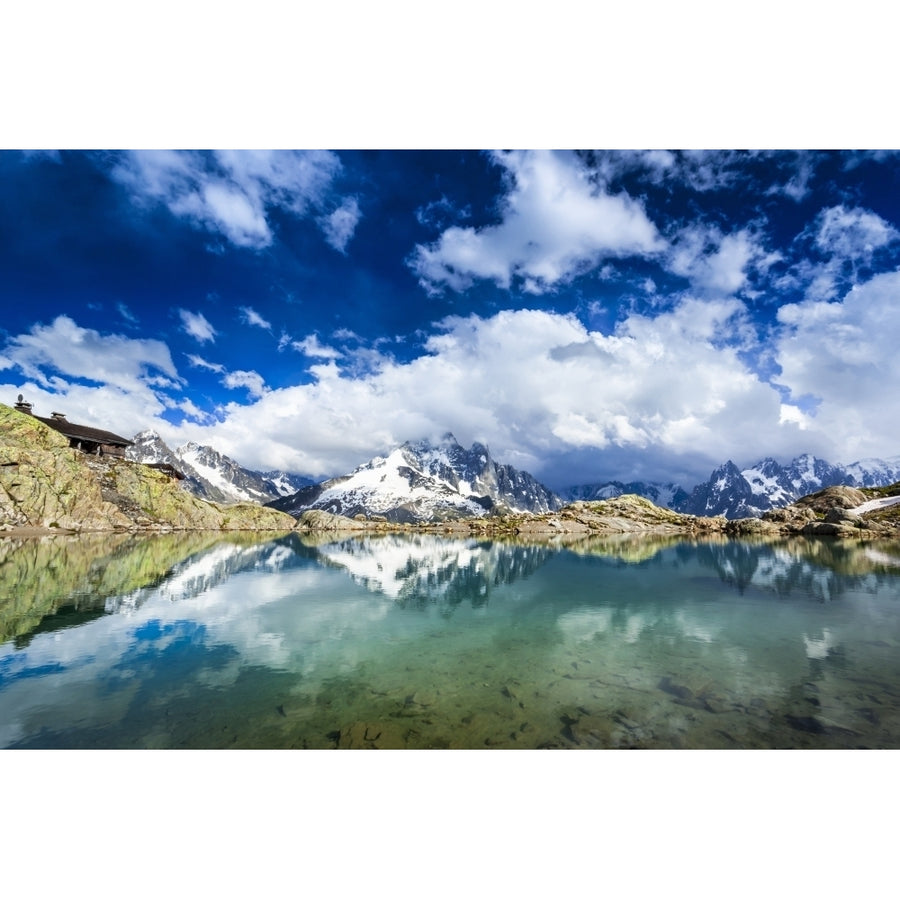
left=2, top=531, right=900, bottom=749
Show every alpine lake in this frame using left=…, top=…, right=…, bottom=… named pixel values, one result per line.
left=3, top=528, right=900, bottom=750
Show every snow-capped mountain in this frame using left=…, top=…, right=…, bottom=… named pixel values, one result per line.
left=126, top=430, right=311, bottom=505
left=679, top=460, right=764, bottom=518
left=127, top=425, right=900, bottom=521
left=679, top=454, right=900, bottom=518
left=268, top=433, right=563, bottom=523
left=563, top=453, right=900, bottom=519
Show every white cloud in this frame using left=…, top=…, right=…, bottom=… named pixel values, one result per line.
left=780, top=205, right=900, bottom=302
left=814, top=204, right=898, bottom=260
left=178, top=309, right=217, bottom=344
left=409, top=150, right=664, bottom=295
left=588, top=150, right=740, bottom=192
left=167, top=302, right=812, bottom=486
left=239, top=306, right=272, bottom=330
left=774, top=268, right=900, bottom=460
left=0, top=316, right=184, bottom=438
left=189, top=181, right=271, bottom=247
left=290, top=334, right=343, bottom=360
left=1, top=315, right=179, bottom=393
left=222, top=369, right=267, bottom=398
left=415, top=195, right=469, bottom=228
left=187, top=354, right=225, bottom=373
left=766, top=151, right=819, bottom=202
left=667, top=225, right=776, bottom=296
left=10, top=276, right=900, bottom=489
left=187, top=353, right=267, bottom=399
left=176, top=397, right=216, bottom=424
left=666, top=150, right=749, bottom=193
left=318, top=197, right=361, bottom=253
left=117, top=302, right=138, bottom=324
left=110, top=150, right=345, bottom=250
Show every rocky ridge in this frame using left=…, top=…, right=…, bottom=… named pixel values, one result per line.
left=0, top=404, right=297, bottom=533
left=571, top=453, right=900, bottom=519
left=269, top=433, right=562, bottom=523
left=126, top=430, right=310, bottom=504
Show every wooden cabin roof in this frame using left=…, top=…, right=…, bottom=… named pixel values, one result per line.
left=34, top=415, right=133, bottom=447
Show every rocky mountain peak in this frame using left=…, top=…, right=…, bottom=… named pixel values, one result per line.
left=269, top=435, right=561, bottom=523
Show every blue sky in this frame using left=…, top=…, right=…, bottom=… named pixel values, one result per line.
left=3, top=149, right=900, bottom=489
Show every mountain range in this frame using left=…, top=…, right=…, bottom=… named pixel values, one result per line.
left=126, top=429, right=900, bottom=522
left=266, top=433, right=562, bottom=523
left=574, top=454, right=900, bottom=519
left=126, top=430, right=312, bottom=505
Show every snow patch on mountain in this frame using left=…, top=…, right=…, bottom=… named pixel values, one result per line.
left=682, top=454, right=900, bottom=518
left=565, top=453, right=900, bottom=519
left=127, top=431, right=311, bottom=505
left=269, top=434, right=562, bottom=523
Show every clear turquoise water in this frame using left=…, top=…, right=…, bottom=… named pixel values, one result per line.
left=3, top=531, right=900, bottom=749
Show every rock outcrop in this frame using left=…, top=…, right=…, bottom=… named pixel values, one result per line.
left=0, top=404, right=297, bottom=533
left=295, top=509, right=370, bottom=531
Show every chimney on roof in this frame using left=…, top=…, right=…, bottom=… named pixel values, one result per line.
left=14, top=394, right=33, bottom=415
left=51, top=412, right=67, bottom=421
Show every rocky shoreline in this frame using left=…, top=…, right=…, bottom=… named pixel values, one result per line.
left=294, top=484, right=900, bottom=541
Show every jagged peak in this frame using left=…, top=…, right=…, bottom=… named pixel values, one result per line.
left=403, top=432, right=462, bottom=451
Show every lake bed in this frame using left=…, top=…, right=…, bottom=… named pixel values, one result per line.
left=3, top=531, right=900, bottom=749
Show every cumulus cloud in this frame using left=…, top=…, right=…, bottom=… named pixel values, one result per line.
left=10, top=276, right=900, bottom=489
left=164, top=302, right=815, bottom=486
left=774, top=269, right=900, bottom=460
left=318, top=197, right=361, bottom=253
left=766, top=151, right=819, bottom=202
left=1, top=315, right=179, bottom=393
left=813, top=205, right=898, bottom=261
left=0, top=316, right=185, bottom=436
left=409, top=150, right=664, bottom=295
left=222, top=369, right=267, bottom=398
left=780, top=205, right=900, bottom=302
left=178, top=309, right=217, bottom=344
left=110, top=150, right=346, bottom=250
left=667, top=225, right=778, bottom=296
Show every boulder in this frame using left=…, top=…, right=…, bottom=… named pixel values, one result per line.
left=296, top=509, right=370, bottom=531
left=824, top=507, right=861, bottom=526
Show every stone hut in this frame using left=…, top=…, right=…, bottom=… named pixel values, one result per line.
left=13, top=395, right=133, bottom=458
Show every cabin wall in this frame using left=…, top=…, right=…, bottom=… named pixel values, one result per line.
left=100, top=444, right=127, bottom=458
left=68, top=439, right=128, bottom=457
